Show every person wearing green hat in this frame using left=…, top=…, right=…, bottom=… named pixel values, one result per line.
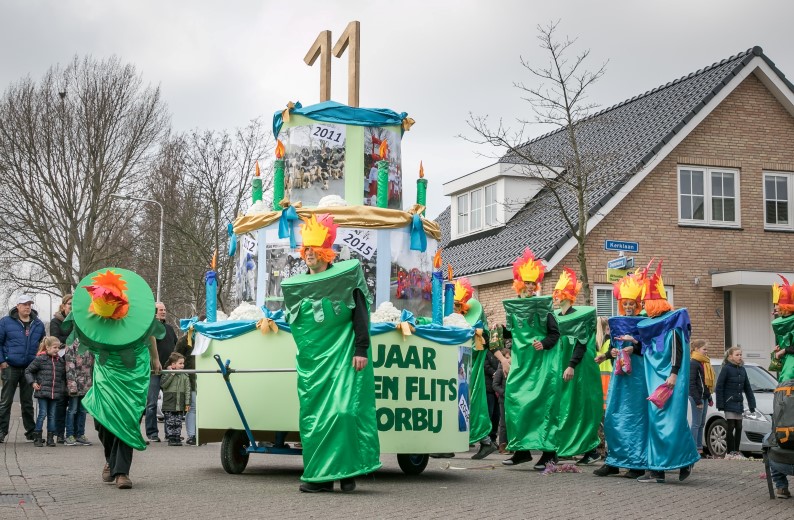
left=65, top=268, right=164, bottom=489
left=281, top=213, right=381, bottom=493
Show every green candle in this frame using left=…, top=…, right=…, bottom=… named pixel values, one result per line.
left=252, top=160, right=263, bottom=204
left=273, top=159, right=285, bottom=210
left=417, top=178, right=427, bottom=215
left=377, top=160, right=389, bottom=208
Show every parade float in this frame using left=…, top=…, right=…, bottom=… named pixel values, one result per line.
left=182, top=22, right=482, bottom=476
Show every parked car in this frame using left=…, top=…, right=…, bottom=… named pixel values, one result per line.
left=694, top=361, right=776, bottom=457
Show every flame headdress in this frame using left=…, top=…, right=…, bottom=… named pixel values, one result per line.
left=299, top=213, right=338, bottom=263
left=454, top=277, right=474, bottom=315
left=552, top=267, right=582, bottom=303
left=773, top=275, right=794, bottom=314
left=613, top=272, right=644, bottom=315
left=83, top=270, right=130, bottom=320
left=641, top=259, right=672, bottom=317
left=512, top=248, right=545, bottom=295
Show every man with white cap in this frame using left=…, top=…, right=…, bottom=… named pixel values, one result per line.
left=0, top=294, right=46, bottom=442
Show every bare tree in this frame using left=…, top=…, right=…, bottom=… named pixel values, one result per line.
left=465, top=21, right=612, bottom=304
left=138, top=118, right=274, bottom=319
left=0, top=55, right=169, bottom=301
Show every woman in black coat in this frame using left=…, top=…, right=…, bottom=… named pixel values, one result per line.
left=715, top=347, right=756, bottom=456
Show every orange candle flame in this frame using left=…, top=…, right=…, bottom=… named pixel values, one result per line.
left=254, top=161, right=261, bottom=177
left=378, top=140, right=389, bottom=160
left=433, top=249, right=442, bottom=269
left=447, top=264, right=453, bottom=282
left=419, top=161, right=425, bottom=179
left=211, top=250, right=217, bottom=270
left=275, top=140, right=285, bottom=159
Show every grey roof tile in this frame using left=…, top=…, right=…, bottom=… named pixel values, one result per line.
left=439, top=47, right=793, bottom=277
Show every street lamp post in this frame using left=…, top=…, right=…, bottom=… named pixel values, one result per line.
left=111, top=193, right=164, bottom=301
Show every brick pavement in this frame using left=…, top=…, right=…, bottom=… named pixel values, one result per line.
left=0, top=401, right=792, bottom=519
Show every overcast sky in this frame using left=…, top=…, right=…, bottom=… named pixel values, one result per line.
left=2, top=0, right=793, bottom=228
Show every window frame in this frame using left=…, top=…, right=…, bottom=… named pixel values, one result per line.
left=677, top=166, right=741, bottom=228
left=453, top=182, right=498, bottom=237
left=763, top=171, right=794, bottom=231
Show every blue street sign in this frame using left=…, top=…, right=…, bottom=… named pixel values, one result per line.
left=607, top=256, right=627, bottom=269
left=604, top=240, right=639, bottom=253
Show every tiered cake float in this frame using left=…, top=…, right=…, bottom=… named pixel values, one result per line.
left=185, top=22, right=481, bottom=475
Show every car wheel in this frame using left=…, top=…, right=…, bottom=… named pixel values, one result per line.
left=397, top=454, right=429, bottom=475
left=706, top=418, right=728, bottom=458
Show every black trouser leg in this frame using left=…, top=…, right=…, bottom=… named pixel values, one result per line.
left=95, top=421, right=133, bottom=477
left=727, top=419, right=742, bottom=453
left=487, top=392, right=499, bottom=441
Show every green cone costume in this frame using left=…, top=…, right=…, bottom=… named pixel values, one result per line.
left=554, top=306, right=601, bottom=457
left=463, top=299, right=492, bottom=444
left=65, top=268, right=164, bottom=451
left=281, top=259, right=382, bottom=482
left=774, top=315, right=794, bottom=381
left=503, top=296, right=561, bottom=451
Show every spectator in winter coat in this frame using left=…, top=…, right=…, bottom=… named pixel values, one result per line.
left=0, top=295, right=47, bottom=443
left=49, top=294, right=73, bottom=344
left=49, top=294, right=73, bottom=444
left=715, top=347, right=756, bottom=456
left=174, top=333, right=197, bottom=445
left=64, top=339, right=94, bottom=446
left=484, top=349, right=501, bottom=443
left=688, top=339, right=714, bottom=455
left=492, top=348, right=511, bottom=453
left=160, top=352, right=190, bottom=446
left=25, top=337, right=66, bottom=446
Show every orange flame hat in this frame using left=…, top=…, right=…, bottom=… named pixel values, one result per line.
left=299, top=213, right=338, bottom=249
left=82, top=269, right=130, bottom=320
left=552, top=267, right=582, bottom=302
left=773, top=275, right=794, bottom=307
left=454, top=278, right=474, bottom=314
left=641, top=259, right=668, bottom=301
left=613, top=272, right=644, bottom=302
left=512, top=248, right=545, bottom=286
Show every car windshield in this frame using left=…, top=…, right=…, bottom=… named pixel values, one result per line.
left=712, top=364, right=777, bottom=392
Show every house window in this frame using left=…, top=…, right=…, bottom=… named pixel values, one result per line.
left=764, top=172, right=794, bottom=230
left=485, top=184, right=497, bottom=226
left=594, top=284, right=674, bottom=317
left=678, top=167, right=740, bottom=227
left=457, top=193, right=469, bottom=234
left=454, top=182, right=498, bottom=236
left=470, top=188, right=482, bottom=231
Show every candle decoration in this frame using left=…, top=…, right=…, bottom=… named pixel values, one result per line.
left=377, top=140, right=390, bottom=209
left=252, top=161, right=263, bottom=204
left=432, top=249, right=443, bottom=325
left=444, top=264, right=454, bottom=317
left=416, top=161, right=427, bottom=216
left=206, top=250, right=218, bottom=323
left=273, top=140, right=285, bottom=210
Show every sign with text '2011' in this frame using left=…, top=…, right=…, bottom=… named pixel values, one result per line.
left=604, top=240, right=639, bottom=253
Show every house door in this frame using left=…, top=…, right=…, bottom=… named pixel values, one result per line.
left=730, top=288, right=774, bottom=362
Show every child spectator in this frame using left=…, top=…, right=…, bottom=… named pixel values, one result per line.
left=492, top=348, right=511, bottom=453
left=715, top=346, right=756, bottom=456
left=25, top=336, right=66, bottom=447
left=64, top=339, right=95, bottom=446
left=160, top=352, right=190, bottom=446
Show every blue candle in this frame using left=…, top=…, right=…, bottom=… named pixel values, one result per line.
left=432, top=271, right=443, bottom=325
left=206, top=270, right=217, bottom=323
left=444, top=282, right=455, bottom=317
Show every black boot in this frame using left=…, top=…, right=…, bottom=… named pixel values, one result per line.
left=33, top=431, right=43, bottom=447
left=46, top=432, right=56, bottom=447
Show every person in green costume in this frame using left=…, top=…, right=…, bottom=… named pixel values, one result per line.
left=450, top=278, right=497, bottom=460
left=281, top=213, right=381, bottom=493
left=502, top=248, right=560, bottom=467
left=65, top=268, right=164, bottom=490
left=550, top=267, right=602, bottom=468
left=772, top=275, right=794, bottom=381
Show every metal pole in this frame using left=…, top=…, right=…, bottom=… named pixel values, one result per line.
left=155, top=200, right=164, bottom=302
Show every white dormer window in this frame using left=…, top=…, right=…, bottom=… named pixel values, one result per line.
left=455, top=182, right=497, bottom=237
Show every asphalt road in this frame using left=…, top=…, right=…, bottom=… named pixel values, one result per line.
left=0, top=402, right=791, bottom=519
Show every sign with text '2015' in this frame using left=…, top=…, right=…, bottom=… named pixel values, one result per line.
left=604, top=240, right=639, bottom=253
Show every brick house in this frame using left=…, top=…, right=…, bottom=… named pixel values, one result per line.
left=438, top=46, right=794, bottom=362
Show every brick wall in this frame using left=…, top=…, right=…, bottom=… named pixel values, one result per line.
left=474, top=74, right=794, bottom=349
